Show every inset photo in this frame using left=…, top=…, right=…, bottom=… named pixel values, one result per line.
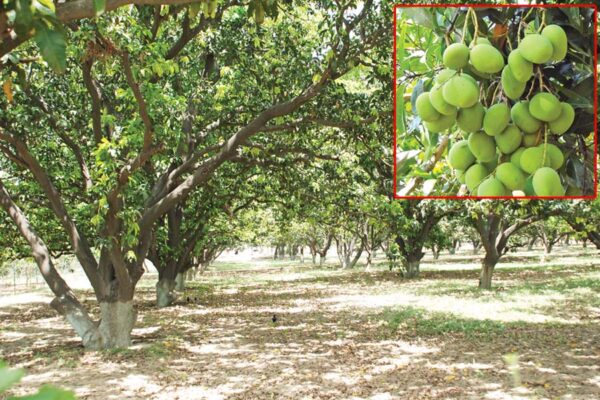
left=393, top=4, right=597, bottom=199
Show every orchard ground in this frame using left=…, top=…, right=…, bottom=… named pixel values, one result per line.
left=1, top=246, right=599, bottom=400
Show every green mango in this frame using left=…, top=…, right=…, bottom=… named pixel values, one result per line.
left=442, top=75, right=479, bottom=108
left=511, top=101, right=542, bottom=134
left=415, top=92, right=441, bottom=122
left=507, top=49, right=533, bottom=82
left=448, top=140, right=476, bottom=170
left=483, top=103, right=510, bottom=136
left=518, top=34, right=553, bottom=64
left=443, top=43, right=470, bottom=69
left=496, top=162, right=527, bottom=191
left=477, top=177, right=508, bottom=196
left=532, top=167, right=564, bottom=196
left=470, top=44, right=505, bottom=74
left=529, top=92, right=561, bottom=122
left=430, top=84, right=457, bottom=116
left=548, top=102, right=575, bottom=134
left=541, top=24, right=568, bottom=61
left=495, top=124, right=522, bottom=154
left=501, top=65, right=526, bottom=100
left=457, top=102, right=485, bottom=132
left=468, top=131, right=497, bottom=162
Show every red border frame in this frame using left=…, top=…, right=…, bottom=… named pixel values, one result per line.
left=392, top=3, right=598, bottom=200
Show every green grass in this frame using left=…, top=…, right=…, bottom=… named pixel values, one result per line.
left=382, top=306, right=508, bottom=338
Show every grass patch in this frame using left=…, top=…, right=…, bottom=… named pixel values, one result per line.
left=382, top=306, right=507, bottom=338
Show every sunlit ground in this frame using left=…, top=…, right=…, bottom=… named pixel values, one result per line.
left=1, top=245, right=599, bottom=399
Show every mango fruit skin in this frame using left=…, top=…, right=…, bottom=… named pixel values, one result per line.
left=482, top=156, right=498, bottom=172
left=533, top=167, right=564, bottom=196
left=518, top=34, right=553, bottom=64
left=524, top=176, right=536, bottom=196
left=510, top=147, right=526, bottom=167
left=483, top=103, right=510, bottom=136
left=443, top=43, right=470, bottom=69
left=457, top=102, right=485, bottom=132
left=442, top=75, right=479, bottom=108
left=538, top=143, right=564, bottom=170
left=529, top=92, right=561, bottom=122
left=511, top=101, right=542, bottom=134
left=522, top=132, right=540, bottom=147
left=496, top=162, right=527, bottom=191
left=448, top=140, right=476, bottom=170
left=435, top=69, right=458, bottom=85
left=468, top=131, right=497, bottom=162
left=501, top=65, right=526, bottom=100
left=477, top=177, right=508, bottom=197
left=470, top=44, right=505, bottom=74
left=520, top=146, right=550, bottom=174
left=470, top=37, right=492, bottom=48
left=549, top=102, right=575, bottom=134
left=507, top=49, right=533, bottom=82
left=495, top=124, right=522, bottom=154
left=541, top=25, right=568, bottom=61
left=456, top=169, right=466, bottom=184
left=415, top=92, right=441, bottom=122
left=465, top=163, right=489, bottom=192
left=425, top=110, right=457, bottom=133
left=430, top=85, right=457, bottom=116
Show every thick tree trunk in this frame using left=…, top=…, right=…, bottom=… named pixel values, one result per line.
left=97, top=301, right=136, bottom=348
left=319, top=254, right=326, bottom=267
left=479, top=258, right=497, bottom=290
left=156, top=277, right=177, bottom=307
left=403, top=258, right=421, bottom=278
left=175, top=272, right=185, bottom=291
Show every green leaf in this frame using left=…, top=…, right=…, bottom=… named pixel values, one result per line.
left=188, top=2, right=202, bottom=19
left=93, top=0, right=106, bottom=15
left=34, top=25, right=66, bottom=73
left=11, top=385, right=77, bottom=400
left=0, top=365, right=24, bottom=392
left=14, top=0, right=33, bottom=36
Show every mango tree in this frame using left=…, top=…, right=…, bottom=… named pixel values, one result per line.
left=0, top=2, right=387, bottom=348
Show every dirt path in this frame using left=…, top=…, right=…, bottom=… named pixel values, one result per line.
left=1, top=266, right=599, bottom=399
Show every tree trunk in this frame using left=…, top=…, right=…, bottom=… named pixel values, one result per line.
left=365, top=250, right=372, bottom=271
left=349, top=245, right=363, bottom=268
left=403, top=258, right=420, bottom=278
left=527, top=237, right=536, bottom=251
left=319, top=254, right=325, bottom=267
left=479, top=258, right=497, bottom=290
left=97, top=301, right=136, bottom=348
left=175, top=272, right=185, bottom=291
left=156, top=277, right=177, bottom=307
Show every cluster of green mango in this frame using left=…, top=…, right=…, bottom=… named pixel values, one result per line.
left=414, top=24, right=577, bottom=197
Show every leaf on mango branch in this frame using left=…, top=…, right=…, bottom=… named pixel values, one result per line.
left=34, top=25, right=66, bottom=73
left=94, top=0, right=106, bottom=16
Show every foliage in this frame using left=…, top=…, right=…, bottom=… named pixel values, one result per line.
left=0, top=361, right=76, bottom=399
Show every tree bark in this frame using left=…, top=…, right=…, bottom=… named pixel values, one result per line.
left=175, top=272, right=185, bottom=291
left=156, top=277, right=177, bottom=308
left=403, top=259, right=420, bottom=278
left=479, top=257, right=497, bottom=290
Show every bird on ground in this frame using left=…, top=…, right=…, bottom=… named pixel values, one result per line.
left=272, top=314, right=277, bottom=324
